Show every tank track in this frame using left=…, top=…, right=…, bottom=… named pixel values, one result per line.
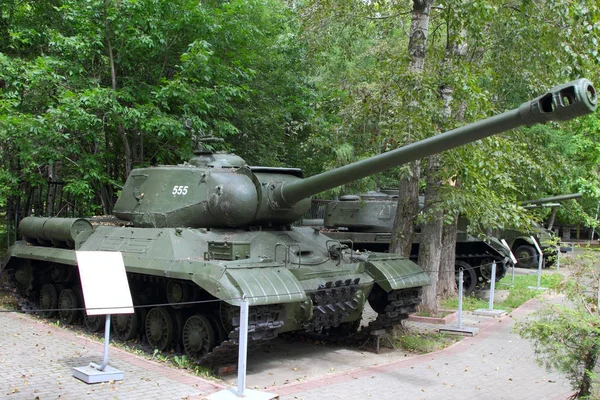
left=303, top=279, right=361, bottom=333
left=199, top=305, right=285, bottom=366
left=362, top=287, right=422, bottom=334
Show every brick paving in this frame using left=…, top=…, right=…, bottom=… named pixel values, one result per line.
left=273, top=297, right=573, bottom=400
left=0, top=312, right=224, bottom=399
left=0, top=295, right=575, bottom=400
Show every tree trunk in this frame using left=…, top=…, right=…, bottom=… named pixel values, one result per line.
left=435, top=19, right=468, bottom=299
left=390, top=161, right=420, bottom=256
left=438, top=212, right=458, bottom=298
left=104, top=0, right=132, bottom=178
left=547, top=207, right=558, bottom=231
left=418, top=155, right=443, bottom=314
left=390, top=0, right=432, bottom=257
left=407, top=1, right=432, bottom=74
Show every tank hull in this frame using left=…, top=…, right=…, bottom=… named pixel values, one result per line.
left=3, top=221, right=428, bottom=364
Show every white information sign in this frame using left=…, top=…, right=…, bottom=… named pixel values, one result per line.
left=76, top=251, right=134, bottom=315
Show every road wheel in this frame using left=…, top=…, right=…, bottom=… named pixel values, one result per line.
left=515, top=245, right=538, bottom=268
left=455, top=261, right=477, bottom=296
left=39, top=284, right=58, bottom=318
left=84, top=315, right=105, bottom=332
left=113, top=313, right=139, bottom=341
left=58, top=288, right=79, bottom=324
left=145, top=307, right=175, bottom=352
left=182, top=314, right=216, bottom=360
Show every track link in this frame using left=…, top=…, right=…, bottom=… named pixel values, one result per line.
left=199, top=304, right=285, bottom=366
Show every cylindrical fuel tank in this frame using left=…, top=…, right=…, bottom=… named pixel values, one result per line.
left=20, top=217, right=93, bottom=249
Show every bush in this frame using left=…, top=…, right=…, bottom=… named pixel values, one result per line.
left=515, top=251, right=600, bottom=399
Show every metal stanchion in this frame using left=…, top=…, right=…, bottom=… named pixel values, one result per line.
left=439, top=268, right=479, bottom=336
left=528, top=236, right=547, bottom=291
left=457, top=269, right=463, bottom=329
left=237, top=296, right=249, bottom=397
left=474, top=261, right=507, bottom=317
left=488, top=262, right=497, bottom=311
left=208, top=296, right=277, bottom=400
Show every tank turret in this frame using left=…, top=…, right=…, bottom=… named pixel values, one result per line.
left=4, top=79, right=597, bottom=366
left=113, top=79, right=596, bottom=229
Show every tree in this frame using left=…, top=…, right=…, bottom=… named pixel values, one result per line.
left=298, top=0, right=600, bottom=314
left=0, top=0, right=315, bottom=224
left=515, top=251, right=600, bottom=399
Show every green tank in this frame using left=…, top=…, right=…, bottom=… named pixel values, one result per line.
left=320, top=191, right=514, bottom=295
left=2, top=79, right=597, bottom=365
left=499, top=193, right=582, bottom=268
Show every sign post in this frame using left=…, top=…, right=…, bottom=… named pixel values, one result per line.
left=72, top=251, right=134, bottom=384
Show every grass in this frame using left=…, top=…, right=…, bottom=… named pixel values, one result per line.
left=392, top=330, right=460, bottom=354
left=411, top=309, right=454, bottom=318
left=441, top=272, right=564, bottom=312
left=497, top=273, right=562, bottom=308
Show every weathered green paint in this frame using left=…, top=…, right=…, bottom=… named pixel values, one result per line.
left=20, top=217, right=93, bottom=248
left=365, top=255, right=430, bottom=292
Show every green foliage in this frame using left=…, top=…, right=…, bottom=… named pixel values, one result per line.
left=1, top=0, right=315, bottom=216
left=441, top=273, right=564, bottom=311
left=393, top=330, right=459, bottom=354
left=171, top=355, right=212, bottom=377
left=499, top=273, right=563, bottom=309
left=515, top=251, right=600, bottom=398
left=441, top=295, right=488, bottom=312
left=299, top=0, right=600, bottom=234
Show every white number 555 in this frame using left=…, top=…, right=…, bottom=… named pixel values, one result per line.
left=172, top=185, right=188, bottom=195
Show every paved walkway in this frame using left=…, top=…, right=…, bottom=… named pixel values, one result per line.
left=0, top=295, right=574, bottom=400
left=0, top=312, right=224, bottom=399
left=273, top=297, right=572, bottom=400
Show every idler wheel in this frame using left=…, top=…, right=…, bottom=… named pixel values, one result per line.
left=182, top=314, right=216, bottom=360
left=84, top=315, right=105, bottom=332
left=367, top=284, right=388, bottom=314
left=145, top=307, right=174, bottom=351
left=58, top=288, right=79, bottom=324
left=455, top=261, right=477, bottom=296
left=39, top=284, right=58, bottom=318
left=112, top=313, right=139, bottom=341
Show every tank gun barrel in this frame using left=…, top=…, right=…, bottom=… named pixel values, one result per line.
left=272, top=79, right=597, bottom=208
left=520, top=193, right=583, bottom=206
